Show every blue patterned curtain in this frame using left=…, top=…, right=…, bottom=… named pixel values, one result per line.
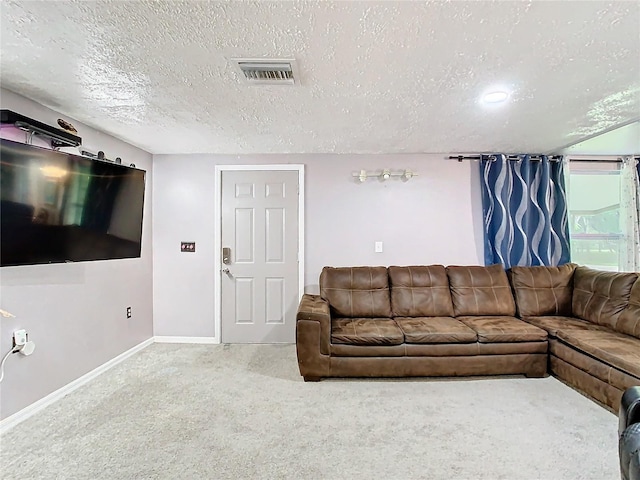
left=480, top=154, right=571, bottom=268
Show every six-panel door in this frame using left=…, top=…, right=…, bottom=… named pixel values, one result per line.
left=221, top=170, right=299, bottom=343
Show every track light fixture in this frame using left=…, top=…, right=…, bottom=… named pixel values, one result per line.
left=352, top=169, right=417, bottom=183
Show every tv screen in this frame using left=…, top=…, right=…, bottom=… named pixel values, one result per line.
left=1, top=139, right=146, bottom=267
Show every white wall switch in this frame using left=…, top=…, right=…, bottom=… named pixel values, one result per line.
left=375, top=241, right=383, bottom=253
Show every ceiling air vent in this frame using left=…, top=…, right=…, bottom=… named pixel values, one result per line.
left=231, top=58, right=299, bottom=86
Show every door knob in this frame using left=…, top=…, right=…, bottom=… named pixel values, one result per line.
left=222, top=268, right=231, bottom=275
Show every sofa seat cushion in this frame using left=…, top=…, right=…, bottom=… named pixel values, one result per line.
left=556, top=329, right=640, bottom=378
left=331, top=318, right=404, bottom=346
left=447, top=264, right=516, bottom=316
left=389, top=265, right=455, bottom=317
left=394, top=317, right=477, bottom=344
left=524, top=316, right=608, bottom=337
left=457, top=316, right=548, bottom=343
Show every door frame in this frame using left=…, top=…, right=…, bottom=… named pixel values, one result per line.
left=213, top=164, right=305, bottom=344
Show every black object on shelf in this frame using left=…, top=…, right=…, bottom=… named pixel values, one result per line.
left=0, top=109, right=82, bottom=148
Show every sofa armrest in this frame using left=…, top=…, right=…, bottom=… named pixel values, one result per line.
left=296, top=294, right=331, bottom=355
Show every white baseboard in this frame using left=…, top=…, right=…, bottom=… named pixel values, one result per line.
left=154, top=336, right=219, bottom=344
left=0, top=337, right=154, bottom=434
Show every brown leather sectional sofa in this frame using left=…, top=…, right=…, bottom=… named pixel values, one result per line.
left=296, top=263, right=640, bottom=410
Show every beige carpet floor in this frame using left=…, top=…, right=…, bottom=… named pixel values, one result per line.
left=0, top=344, right=618, bottom=479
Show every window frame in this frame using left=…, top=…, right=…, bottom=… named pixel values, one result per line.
left=567, top=158, right=624, bottom=272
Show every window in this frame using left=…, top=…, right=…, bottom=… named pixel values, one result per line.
left=568, top=161, right=622, bottom=271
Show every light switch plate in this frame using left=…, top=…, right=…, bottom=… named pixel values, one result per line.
left=181, top=242, right=196, bottom=252
left=375, top=241, right=383, bottom=253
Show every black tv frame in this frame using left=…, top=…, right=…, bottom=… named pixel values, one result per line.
left=0, top=138, right=146, bottom=267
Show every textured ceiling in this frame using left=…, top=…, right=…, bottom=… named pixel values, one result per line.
left=1, top=0, right=639, bottom=155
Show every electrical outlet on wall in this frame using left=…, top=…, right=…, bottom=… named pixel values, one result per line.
left=126, top=307, right=132, bottom=319
left=13, top=329, right=27, bottom=347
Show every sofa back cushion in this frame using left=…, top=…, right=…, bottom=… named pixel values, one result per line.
left=572, top=266, right=638, bottom=329
left=320, top=266, right=391, bottom=318
left=388, top=265, right=454, bottom=317
left=509, top=263, right=576, bottom=317
left=446, top=264, right=516, bottom=316
left=616, top=279, right=640, bottom=339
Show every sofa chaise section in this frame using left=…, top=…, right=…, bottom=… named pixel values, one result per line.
left=512, top=264, right=640, bottom=410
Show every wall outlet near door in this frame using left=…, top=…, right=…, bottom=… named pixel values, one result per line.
left=126, top=307, right=132, bottom=319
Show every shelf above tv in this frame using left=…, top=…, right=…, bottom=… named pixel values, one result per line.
left=0, top=109, right=82, bottom=148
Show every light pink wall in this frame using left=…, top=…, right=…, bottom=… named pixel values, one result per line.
left=304, top=155, right=484, bottom=291
left=152, top=156, right=217, bottom=337
left=152, top=153, right=483, bottom=337
left=0, top=89, right=154, bottom=419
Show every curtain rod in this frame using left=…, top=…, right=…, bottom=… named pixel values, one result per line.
left=450, top=154, right=639, bottom=163
left=568, top=158, right=623, bottom=163
left=565, top=154, right=640, bottom=163
left=448, top=154, right=563, bottom=162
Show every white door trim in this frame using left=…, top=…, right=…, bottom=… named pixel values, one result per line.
left=214, top=164, right=305, bottom=344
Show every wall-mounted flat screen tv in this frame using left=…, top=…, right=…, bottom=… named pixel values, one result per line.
left=1, top=139, right=146, bottom=267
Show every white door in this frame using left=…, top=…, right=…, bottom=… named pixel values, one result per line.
left=221, top=170, right=300, bottom=343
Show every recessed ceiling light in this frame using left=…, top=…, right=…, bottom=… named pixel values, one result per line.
left=482, top=91, right=509, bottom=104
